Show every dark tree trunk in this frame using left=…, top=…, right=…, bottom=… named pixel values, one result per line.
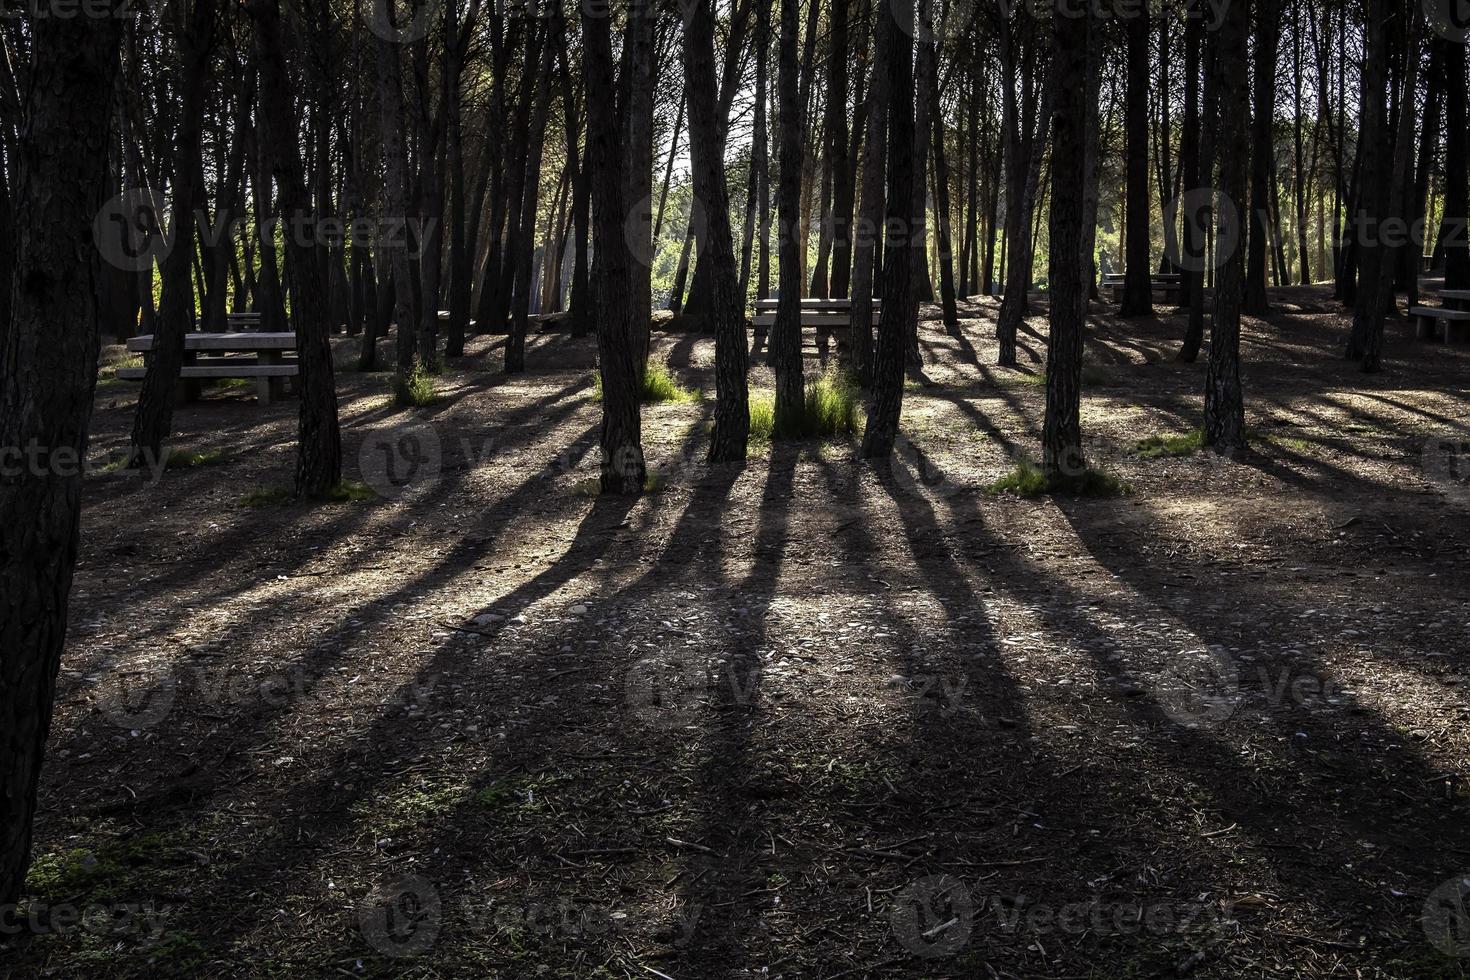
left=849, top=0, right=888, bottom=386
left=507, top=39, right=554, bottom=374
left=1045, top=5, right=1089, bottom=483
left=1346, top=0, right=1391, bottom=361
left=1120, top=13, right=1153, bottom=316
left=1204, top=0, right=1250, bottom=453
left=583, top=1, right=646, bottom=493
left=772, top=0, right=806, bottom=431
left=859, top=0, right=914, bottom=458
left=931, top=77, right=960, bottom=335
left=1178, top=13, right=1201, bottom=310
left=376, top=2, right=420, bottom=381
left=1181, top=25, right=1219, bottom=364
left=1243, top=0, right=1281, bottom=314
left=685, top=0, right=749, bottom=462
left=1443, top=38, right=1468, bottom=289
left=129, top=0, right=217, bottom=468
left=0, top=6, right=123, bottom=905
left=250, top=0, right=342, bottom=495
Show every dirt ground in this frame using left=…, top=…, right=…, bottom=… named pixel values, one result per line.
left=11, top=287, right=1470, bottom=978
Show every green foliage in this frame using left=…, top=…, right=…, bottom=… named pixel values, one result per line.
left=988, top=459, right=1129, bottom=498
left=593, top=360, right=700, bottom=404
left=164, top=448, right=223, bottom=470
left=748, top=367, right=861, bottom=442
left=320, top=480, right=374, bottom=503
left=240, top=486, right=292, bottom=507
left=392, top=366, right=439, bottom=407
left=1133, top=428, right=1205, bottom=458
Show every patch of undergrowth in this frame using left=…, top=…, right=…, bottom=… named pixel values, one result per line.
left=748, top=366, right=861, bottom=442
left=392, top=365, right=440, bottom=407
left=26, top=832, right=180, bottom=903
left=320, top=479, right=374, bottom=503
left=1133, top=428, right=1205, bottom=458
left=988, top=459, right=1129, bottom=499
left=210, top=377, right=251, bottom=390
left=164, top=448, right=223, bottom=470
left=240, top=485, right=292, bottom=507
left=593, top=360, right=701, bottom=404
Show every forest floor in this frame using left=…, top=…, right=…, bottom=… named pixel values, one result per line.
left=11, top=285, right=1470, bottom=978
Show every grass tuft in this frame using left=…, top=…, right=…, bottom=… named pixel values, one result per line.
left=1133, top=428, right=1205, bottom=458
left=164, top=448, right=223, bottom=470
left=748, top=366, right=861, bottom=442
left=392, top=366, right=439, bottom=407
left=320, top=479, right=375, bottom=503
left=240, top=485, right=292, bottom=508
left=988, top=459, right=1129, bottom=499
left=593, top=361, right=701, bottom=404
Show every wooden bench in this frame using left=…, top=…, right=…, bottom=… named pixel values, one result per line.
left=1410, top=305, right=1470, bottom=343
left=1103, top=273, right=1183, bottom=305
left=751, top=298, right=882, bottom=346
left=227, top=312, right=262, bottom=330
left=121, top=332, right=298, bottom=404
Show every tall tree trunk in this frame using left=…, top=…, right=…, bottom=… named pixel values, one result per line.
left=250, top=0, right=342, bottom=495
left=685, top=0, right=750, bottom=462
left=1120, top=13, right=1153, bottom=316
left=376, top=4, right=420, bottom=383
left=1443, top=38, right=1468, bottom=289
left=1358, top=5, right=1422, bottom=372
left=582, top=0, right=646, bottom=493
left=1045, top=3, right=1089, bottom=483
left=129, top=0, right=217, bottom=468
left=931, top=76, right=960, bottom=334
left=0, top=5, right=123, bottom=905
left=849, top=0, right=888, bottom=386
left=1243, top=0, right=1281, bottom=314
left=1204, top=0, right=1250, bottom=453
left=772, top=0, right=806, bottom=431
left=859, top=0, right=914, bottom=458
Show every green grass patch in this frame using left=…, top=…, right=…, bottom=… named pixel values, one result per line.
left=988, top=459, right=1130, bottom=499
left=319, top=479, right=375, bottom=503
left=748, top=366, right=861, bottom=442
left=573, top=472, right=669, bottom=497
left=210, top=377, right=251, bottom=390
left=593, top=360, right=701, bottom=404
left=1133, top=428, right=1205, bottom=458
left=392, top=365, right=440, bottom=407
left=164, top=448, right=223, bottom=470
left=240, top=485, right=292, bottom=507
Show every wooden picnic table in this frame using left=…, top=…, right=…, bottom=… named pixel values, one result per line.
left=121, top=332, right=298, bottom=405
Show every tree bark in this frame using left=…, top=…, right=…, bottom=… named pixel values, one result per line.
left=0, top=5, right=123, bottom=905
left=772, top=0, right=807, bottom=432
left=685, top=0, right=750, bottom=462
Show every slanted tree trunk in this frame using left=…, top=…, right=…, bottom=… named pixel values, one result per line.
left=931, top=76, right=960, bottom=334
left=1045, top=4, right=1089, bottom=483
left=1204, top=0, right=1250, bottom=454
left=849, top=0, right=888, bottom=386
left=0, top=5, right=123, bottom=905
left=1120, top=13, right=1153, bottom=316
left=859, top=0, right=914, bottom=458
left=129, top=0, right=217, bottom=469
left=772, top=0, right=806, bottom=432
left=1358, top=5, right=1422, bottom=373
left=1443, top=37, right=1468, bottom=289
left=506, top=38, right=554, bottom=374
left=250, top=0, right=342, bottom=495
left=685, top=0, right=749, bottom=462
left=582, top=0, right=646, bottom=493
left=1243, top=0, right=1281, bottom=314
